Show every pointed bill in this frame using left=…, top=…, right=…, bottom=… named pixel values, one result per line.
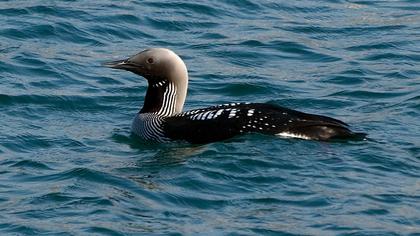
left=102, top=59, right=129, bottom=69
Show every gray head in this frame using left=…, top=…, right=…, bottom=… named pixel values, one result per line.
left=104, top=48, right=188, bottom=114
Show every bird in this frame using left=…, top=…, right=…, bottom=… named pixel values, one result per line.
left=104, top=48, right=365, bottom=144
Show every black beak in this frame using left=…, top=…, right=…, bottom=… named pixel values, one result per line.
left=103, top=58, right=146, bottom=77
left=103, top=57, right=145, bottom=70
left=102, top=59, right=134, bottom=70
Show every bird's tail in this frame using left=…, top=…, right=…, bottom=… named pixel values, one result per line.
left=284, top=124, right=367, bottom=141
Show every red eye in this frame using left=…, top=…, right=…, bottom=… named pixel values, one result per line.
left=147, top=58, right=154, bottom=64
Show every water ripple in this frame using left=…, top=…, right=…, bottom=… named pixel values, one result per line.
left=1, top=0, right=419, bottom=235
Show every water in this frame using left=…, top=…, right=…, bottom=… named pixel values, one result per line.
left=1, top=0, right=419, bottom=235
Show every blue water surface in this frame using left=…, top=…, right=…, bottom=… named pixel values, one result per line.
left=1, top=0, right=419, bottom=235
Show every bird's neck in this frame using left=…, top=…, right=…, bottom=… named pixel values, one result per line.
left=140, top=79, right=187, bottom=116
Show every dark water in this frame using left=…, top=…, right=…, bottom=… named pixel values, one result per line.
left=1, top=0, right=420, bottom=235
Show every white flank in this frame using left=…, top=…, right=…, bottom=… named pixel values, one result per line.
left=276, top=132, right=311, bottom=140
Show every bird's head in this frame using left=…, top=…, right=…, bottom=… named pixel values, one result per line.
left=104, top=48, right=189, bottom=114
left=104, top=48, right=188, bottom=86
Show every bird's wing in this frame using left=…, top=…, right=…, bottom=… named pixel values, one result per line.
left=162, top=103, right=248, bottom=144
left=163, top=103, right=356, bottom=144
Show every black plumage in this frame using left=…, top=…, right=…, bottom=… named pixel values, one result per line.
left=163, top=103, right=364, bottom=144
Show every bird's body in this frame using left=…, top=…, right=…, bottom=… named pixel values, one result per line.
left=104, top=48, right=365, bottom=144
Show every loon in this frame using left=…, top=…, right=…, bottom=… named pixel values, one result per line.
left=104, top=48, right=365, bottom=144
